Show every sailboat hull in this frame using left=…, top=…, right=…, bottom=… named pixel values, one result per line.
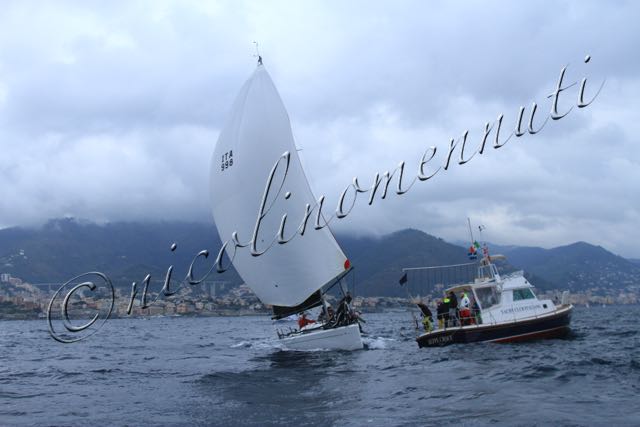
left=416, top=305, right=572, bottom=348
left=280, top=323, right=363, bottom=351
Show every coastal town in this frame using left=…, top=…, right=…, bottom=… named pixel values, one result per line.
left=1, top=272, right=638, bottom=321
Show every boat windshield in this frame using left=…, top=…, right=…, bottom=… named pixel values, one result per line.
left=513, top=288, right=536, bottom=301
left=475, top=286, right=501, bottom=309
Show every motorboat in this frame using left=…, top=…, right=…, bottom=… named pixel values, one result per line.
left=411, top=256, right=573, bottom=348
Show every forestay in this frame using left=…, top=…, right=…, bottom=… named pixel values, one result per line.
left=210, top=65, right=349, bottom=307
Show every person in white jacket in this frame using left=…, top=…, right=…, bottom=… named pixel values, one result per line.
left=459, top=292, right=470, bottom=309
left=459, top=292, right=472, bottom=325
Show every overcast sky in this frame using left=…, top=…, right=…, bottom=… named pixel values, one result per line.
left=0, top=0, right=639, bottom=257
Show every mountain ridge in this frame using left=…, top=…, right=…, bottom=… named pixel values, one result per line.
left=1, top=219, right=638, bottom=297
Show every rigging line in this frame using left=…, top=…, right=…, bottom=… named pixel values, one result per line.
left=402, top=262, right=477, bottom=271
left=401, top=273, right=420, bottom=334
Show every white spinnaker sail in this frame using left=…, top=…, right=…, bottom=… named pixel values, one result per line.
left=210, top=65, right=348, bottom=307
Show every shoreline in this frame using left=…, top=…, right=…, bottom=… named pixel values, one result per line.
left=2, top=303, right=637, bottom=322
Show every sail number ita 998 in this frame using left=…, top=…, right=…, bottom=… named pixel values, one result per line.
left=221, top=151, right=234, bottom=172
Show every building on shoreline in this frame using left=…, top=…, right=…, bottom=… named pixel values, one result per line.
left=1, top=273, right=639, bottom=320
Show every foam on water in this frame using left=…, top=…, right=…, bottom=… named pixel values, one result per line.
left=363, top=336, right=393, bottom=350
left=230, top=340, right=253, bottom=348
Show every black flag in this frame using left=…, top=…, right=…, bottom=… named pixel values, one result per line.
left=398, top=272, right=408, bottom=286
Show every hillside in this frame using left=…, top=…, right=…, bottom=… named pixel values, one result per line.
left=0, top=219, right=242, bottom=287
left=0, top=220, right=471, bottom=297
left=341, top=229, right=471, bottom=297
left=497, top=242, right=640, bottom=293
left=1, top=219, right=638, bottom=297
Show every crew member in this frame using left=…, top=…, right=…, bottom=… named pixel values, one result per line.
left=335, top=292, right=354, bottom=326
left=436, top=299, right=447, bottom=329
left=416, top=300, right=433, bottom=332
left=472, top=299, right=482, bottom=325
left=298, top=312, right=316, bottom=329
left=440, top=297, right=451, bottom=328
left=459, top=292, right=472, bottom=325
left=459, top=292, right=470, bottom=309
left=447, top=291, right=458, bottom=327
left=318, top=305, right=335, bottom=323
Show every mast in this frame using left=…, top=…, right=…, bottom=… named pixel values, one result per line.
left=253, top=41, right=263, bottom=65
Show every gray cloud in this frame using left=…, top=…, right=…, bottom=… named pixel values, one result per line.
left=0, top=0, right=639, bottom=258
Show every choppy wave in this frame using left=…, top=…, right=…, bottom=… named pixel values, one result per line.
left=1, top=307, right=639, bottom=426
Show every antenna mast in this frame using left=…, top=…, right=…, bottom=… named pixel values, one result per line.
left=467, top=217, right=475, bottom=244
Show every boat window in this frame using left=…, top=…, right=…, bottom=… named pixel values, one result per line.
left=513, top=288, right=535, bottom=301
left=477, top=264, right=497, bottom=281
left=475, top=287, right=501, bottom=308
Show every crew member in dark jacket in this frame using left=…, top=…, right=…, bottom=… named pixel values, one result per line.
left=416, top=301, right=433, bottom=331
left=335, top=292, right=354, bottom=326
left=448, top=291, right=459, bottom=326
left=437, top=298, right=449, bottom=329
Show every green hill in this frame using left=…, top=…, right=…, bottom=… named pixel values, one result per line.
left=496, top=242, right=640, bottom=293
left=1, top=219, right=637, bottom=297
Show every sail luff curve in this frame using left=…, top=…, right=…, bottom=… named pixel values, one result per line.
left=210, top=65, right=348, bottom=307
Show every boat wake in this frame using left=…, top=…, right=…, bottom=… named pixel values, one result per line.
left=230, top=335, right=395, bottom=352
left=230, top=339, right=284, bottom=350
left=230, top=341, right=253, bottom=349
left=363, top=336, right=394, bottom=350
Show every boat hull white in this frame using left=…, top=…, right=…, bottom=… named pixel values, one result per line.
left=280, top=323, right=363, bottom=351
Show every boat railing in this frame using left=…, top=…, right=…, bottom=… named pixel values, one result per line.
left=429, top=307, right=485, bottom=331
left=561, top=290, right=570, bottom=306
left=276, top=326, right=298, bottom=339
left=276, top=322, right=326, bottom=338
left=402, top=262, right=478, bottom=294
left=421, top=301, right=573, bottom=334
left=276, top=308, right=361, bottom=338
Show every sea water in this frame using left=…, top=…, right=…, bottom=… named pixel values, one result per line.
left=1, top=306, right=639, bottom=426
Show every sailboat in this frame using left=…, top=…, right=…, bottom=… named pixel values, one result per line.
left=209, top=59, right=363, bottom=351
